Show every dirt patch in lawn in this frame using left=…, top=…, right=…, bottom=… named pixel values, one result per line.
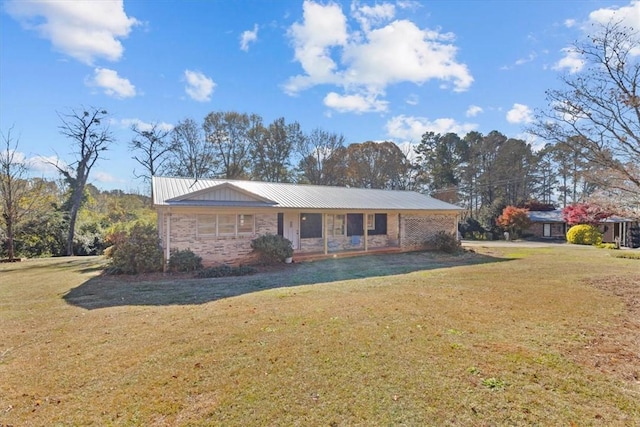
left=573, top=275, right=640, bottom=384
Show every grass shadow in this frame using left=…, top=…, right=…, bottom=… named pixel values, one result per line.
left=63, top=250, right=510, bottom=310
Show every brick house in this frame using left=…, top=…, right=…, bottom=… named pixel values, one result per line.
left=527, top=209, right=638, bottom=247
left=527, top=210, right=567, bottom=240
left=153, top=176, right=463, bottom=266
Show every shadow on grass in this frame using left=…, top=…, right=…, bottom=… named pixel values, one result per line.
left=64, top=251, right=510, bottom=310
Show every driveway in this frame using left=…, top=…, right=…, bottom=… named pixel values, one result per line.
left=461, top=239, right=568, bottom=248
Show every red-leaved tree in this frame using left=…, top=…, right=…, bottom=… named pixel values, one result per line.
left=562, top=203, right=612, bottom=226
left=496, top=206, right=531, bottom=238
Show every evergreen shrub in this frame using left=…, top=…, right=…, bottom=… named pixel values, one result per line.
left=250, top=234, right=293, bottom=265
left=107, top=223, right=163, bottom=274
left=168, top=248, right=203, bottom=272
left=566, top=224, right=602, bottom=246
left=429, top=231, right=462, bottom=254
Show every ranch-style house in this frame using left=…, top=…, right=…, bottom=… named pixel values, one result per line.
left=152, top=176, right=463, bottom=266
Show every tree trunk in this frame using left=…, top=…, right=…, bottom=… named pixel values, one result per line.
left=65, top=185, right=85, bottom=256
left=6, top=219, right=14, bottom=260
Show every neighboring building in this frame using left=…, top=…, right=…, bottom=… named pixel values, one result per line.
left=527, top=210, right=566, bottom=240
left=600, top=216, right=638, bottom=247
left=527, top=210, right=639, bottom=247
left=153, top=176, right=463, bottom=266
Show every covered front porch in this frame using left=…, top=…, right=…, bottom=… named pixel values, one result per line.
left=278, top=211, right=400, bottom=256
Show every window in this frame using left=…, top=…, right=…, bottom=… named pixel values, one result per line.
left=217, top=214, right=237, bottom=235
left=369, top=214, right=387, bottom=236
left=347, top=214, right=364, bottom=236
left=198, top=213, right=255, bottom=237
left=237, top=214, right=254, bottom=234
left=327, top=214, right=345, bottom=236
left=300, top=213, right=322, bottom=238
left=197, top=215, right=217, bottom=236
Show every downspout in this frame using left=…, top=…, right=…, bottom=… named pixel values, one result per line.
left=164, top=209, right=171, bottom=272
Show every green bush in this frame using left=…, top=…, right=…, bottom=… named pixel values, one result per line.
left=250, top=234, right=293, bottom=265
left=195, top=265, right=257, bottom=278
left=168, top=248, right=203, bottom=272
left=428, top=231, right=462, bottom=254
left=108, top=223, right=163, bottom=274
left=566, top=224, right=602, bottom=246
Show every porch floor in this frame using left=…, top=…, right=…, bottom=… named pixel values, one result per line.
left=292, top=246, right=403, bottom=263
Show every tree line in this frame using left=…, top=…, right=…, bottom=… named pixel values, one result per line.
left=1, top=21, right=638, bottom=259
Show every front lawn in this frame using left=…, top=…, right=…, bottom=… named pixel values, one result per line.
left=1, top=247, right=638, bottom=425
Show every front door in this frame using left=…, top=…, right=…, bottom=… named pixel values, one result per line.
left=283, top=212, right=299, bottom=249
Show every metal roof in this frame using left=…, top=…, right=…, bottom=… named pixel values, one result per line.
left=527, top=210, right=564, bottom=222
left=152, top=176, right=463, bottom=211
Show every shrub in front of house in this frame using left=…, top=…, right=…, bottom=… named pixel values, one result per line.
left=250, top=234, right=294, bottom=265
left=428, top=231, right=462, bottom=254
left=195, top=265, right=257, bottom=278
left=168, top=248, right=203, bottom=272
left=566, top=224, right=602, bottom=246
left=107, top=223, right=163, bottom=274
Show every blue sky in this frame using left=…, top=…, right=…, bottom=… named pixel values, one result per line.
left=1, top=0, right=639, bottom=192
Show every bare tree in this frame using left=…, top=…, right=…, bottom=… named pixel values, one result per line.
left=0, top=127, right=47, bottom=259
left=129, top=122, right=176, bottom=199
left=203, top=111, right=256, bottom=179
left=530, top=21, right=640, bottom=196
left=55, top=107, right=114, bottom=256
left=250, top=117, right=301, bottom=182
left=296, top=128, right=345, bottom=185
left=166, top=118, right=215, bottom=180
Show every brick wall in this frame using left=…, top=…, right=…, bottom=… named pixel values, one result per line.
left=401, top=213, right=457, bottom=250
left=528, top=222, right=565, bottom=239
left=164, top=212, right=278, bottom=266
left=160, top=210, right=458, bottom=265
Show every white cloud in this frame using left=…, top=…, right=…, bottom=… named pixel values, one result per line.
left=555, top=1, right=640, bottom=72
left=285, top=0, right=472, bottom=113
left=588, top=0, right=640, bottom=29
left=5, top=0, right=138, bottom=65
left=515, top=52, right=536, bottom=66
left=86, top=68, right=136, bottom=99
left=323, top=92, right=388, bottom=113
left=506, top=103, right=533, bottom=124
left=466, top=105, right=483, bottom=117
left=93, top=170, right=120, bottom=183
left=240, top=24, right=259, bottom=51
left=26, top=155, right=65, bottom=174
left=184, top=70, right=216, bottom=102
left=553, top=47, right=585, bottom=73
left=405, top=94, right=419, bottom=105
left=351, top=1, right=395, bottom=32
left=119, top=118, right=173, bottom=132
left=285, top=0, right=348, bottom=93
left=385, top=115, right=477, bottom=142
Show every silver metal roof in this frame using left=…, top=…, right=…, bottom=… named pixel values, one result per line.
left=153, top=176, right=463, bottom=211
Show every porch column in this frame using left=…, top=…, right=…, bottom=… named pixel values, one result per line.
left=323, top=213, right=328, bottom=255
left=364, top=213, right=368, bottom=252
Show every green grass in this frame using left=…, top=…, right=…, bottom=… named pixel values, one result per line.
left=1, top=247, right=639, bottom=426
